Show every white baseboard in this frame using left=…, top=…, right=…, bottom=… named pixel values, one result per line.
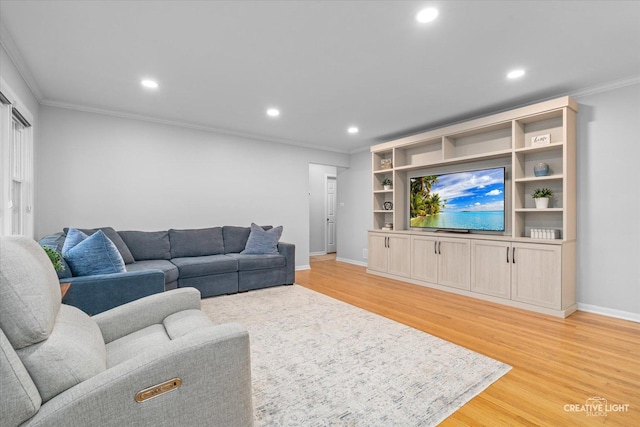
left=309, top=251, right=327, bottom=256
left=336, top=257, right=368, bottom=267
left=577, top=303, right=640, bottom=323
left=296, top=265, right=311, bottom=271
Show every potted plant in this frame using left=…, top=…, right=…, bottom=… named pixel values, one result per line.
left=382, top=178, right=393, bottom=190
left=42, top=246, right=65, bottom=273
left=531, top=188, right=553, bottom=209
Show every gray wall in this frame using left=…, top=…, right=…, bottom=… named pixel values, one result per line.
left=575, top=83, right=640, bottom=317
left=336, top=149, right=371, bottom=266
left=36, top=106, right=350, bottom=268
left=308, top=163, right=337, bottom=255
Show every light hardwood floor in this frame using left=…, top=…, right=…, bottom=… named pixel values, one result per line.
left=296, top=258, right=640, bottom=426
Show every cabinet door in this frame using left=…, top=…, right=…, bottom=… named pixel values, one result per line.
left=387, top=234, right=411, bottom=278
left=438, top=238, right=471, bottom=290
left=411, top=235, right=438, bottom=283
left=367, top=233, right=388, bottom=273
left=511, top=243, right=562, bottom=309
left=471, top=240, right=511, bottom=299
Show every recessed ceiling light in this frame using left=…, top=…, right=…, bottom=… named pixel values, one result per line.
left=348, top=126, right=359, bottom=134
left=267, top=108, right=280, bottom=117
left=507, top=69, right=526, bottom=79
left=141, top=79, right=159, bottom=89
left=416, top=8, right=439, bottom=23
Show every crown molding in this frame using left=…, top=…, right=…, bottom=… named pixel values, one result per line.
left=569, top=75, right=640, bottom=99
left=40, top=99, right=352, bottom=154
left=0, top=20, right=42, bottom=102
left=349, top=145, right=373, bottom=155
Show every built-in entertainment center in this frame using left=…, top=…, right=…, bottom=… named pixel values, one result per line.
left=368, top=96, right=577, bottom=317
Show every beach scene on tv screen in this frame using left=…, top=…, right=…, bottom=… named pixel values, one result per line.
left=410, top=168, right=505, bottom=231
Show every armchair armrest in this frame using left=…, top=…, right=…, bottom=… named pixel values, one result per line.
left=94, top=288, right=202, bottom=343
left=277, top=242, right=295, bottom=284
left=62, top=270, right=166, bottom=316
left=23, top=323, right=254, bottom=427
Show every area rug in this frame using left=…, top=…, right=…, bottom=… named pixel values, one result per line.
left=201, top=285, right=511, bottom=426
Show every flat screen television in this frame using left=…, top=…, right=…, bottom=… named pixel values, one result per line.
left=409, top=167, right=505, bottom=232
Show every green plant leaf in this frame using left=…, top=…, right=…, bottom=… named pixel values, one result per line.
left=42, top=246, right=65, bottom=272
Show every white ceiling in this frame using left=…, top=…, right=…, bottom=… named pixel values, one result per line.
left=1, top=1, right=639, bottom=153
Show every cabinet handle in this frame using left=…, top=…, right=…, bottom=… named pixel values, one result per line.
left=386, top=236, right=389, bottom=248
left=434, top=241, right=437, bottom=254
left=506, top=246, right=509, bottom=263
left=438, top=241, right=442, bottom=255
left=512, top=247, right=516, bottom=263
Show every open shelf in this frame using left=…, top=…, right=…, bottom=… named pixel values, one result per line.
left=514, top=174, right=563, bottom=183
left=514, top=142, right=564, bottom=154
left=394, top=138, right=442, bottom=168
left=394, top=149, right=512, bottom=172
left=514, top=109, right=564, bottom=150
left=444, top=122, right=512, bottom=159
left=372, top=150, right=393, bottom=173
left=515, top=208, right=563, bottom=212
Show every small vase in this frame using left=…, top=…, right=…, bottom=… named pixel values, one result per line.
left=534, top=198, right=549, bottom=209
left=534, top=162, right=550, bottom=177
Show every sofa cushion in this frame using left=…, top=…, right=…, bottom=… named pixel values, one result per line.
left=222, top=225, right=272, bottom=254
left=241, top=223, right=283, bottom=255
left=169, top=227, right=224, bottom=258
left=0, top=328, right=41, bottom=426
left=16, top=304, right=107, bottom=403
left=39, top=232, right=72, bottom=279
left=171, top=255, right=238, bottom=279
left=126, top=259, right=179, bottom=285
left=0, top=237, right=61, bottom=350
left=63, top=227, right=135, bottom=264
left=226, top=253, right=286, bottom=271
left=119, top=230, right=171, bottom=261
left=62, top=229, right=127, bottom=277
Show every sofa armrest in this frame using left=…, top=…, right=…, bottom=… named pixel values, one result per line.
left=23, top=323, right=254, bottom=427
left=277, top=242, right=295, bottom=284
left=62, top=270, right=166, bottom=316
left=94, top=288, right=202, bottom=343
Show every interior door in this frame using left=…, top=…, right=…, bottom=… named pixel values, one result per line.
left=326, top=177, right=337, bottom=253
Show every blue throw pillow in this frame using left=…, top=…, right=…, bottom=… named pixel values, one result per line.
left=62, top=229, right=126, bottom=276
left=241, top=223, right=283, bottom=255
left=62, top=228, right=89, bottom=254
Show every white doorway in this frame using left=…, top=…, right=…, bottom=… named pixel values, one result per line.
left=326, top=176, right=337, bottom=253
left=308, top=164, right=338, bottom=256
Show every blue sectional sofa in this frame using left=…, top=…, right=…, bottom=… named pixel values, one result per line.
left=40, top=225, right=295, bottom=315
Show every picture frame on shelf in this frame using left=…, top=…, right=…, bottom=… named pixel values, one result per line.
left=531, top=134, right=551, bottom=147
left=380, top=158, right=392, bottom=169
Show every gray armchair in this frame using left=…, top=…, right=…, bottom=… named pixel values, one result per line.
left=0, top=236, right=254, bottom=427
